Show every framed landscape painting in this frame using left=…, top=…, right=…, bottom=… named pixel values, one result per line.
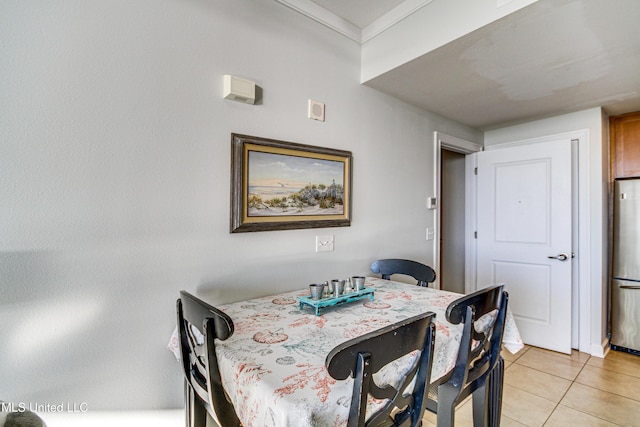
left=230, top=134, right=352, bottom=233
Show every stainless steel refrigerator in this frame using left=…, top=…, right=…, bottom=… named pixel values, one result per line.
left=611, top=178, right=640, bottom=353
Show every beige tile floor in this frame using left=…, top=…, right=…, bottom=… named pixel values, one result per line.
left=40, top=347, right=639, bottom=427
left=422, top=346, right=640, bottom=427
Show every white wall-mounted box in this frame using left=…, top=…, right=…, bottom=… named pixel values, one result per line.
left=308, top=99, right=325, bottom=121
left=223, top=75, right=256, bottom=104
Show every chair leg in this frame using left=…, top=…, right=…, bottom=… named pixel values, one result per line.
left=435, top=387, right=458, bottom=427
left=435, top=403, right=455, bottom=427
left=184, top=380, right=191, bottom=427
left=488, top=357, right=505, bottom=427
left=185, top=381, right=207, bottom=427
left=472, top=357, right=505, bottom=427
left=471, top=384, right=488, bottom=427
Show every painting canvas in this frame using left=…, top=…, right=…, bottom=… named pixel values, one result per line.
left=231, top=134, right=352, bottom=232
left=248, top=151, right=345, bottom=216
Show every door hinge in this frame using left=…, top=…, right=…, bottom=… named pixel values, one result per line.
left=474, top=167, right=478, bottom=175
left=474, top=231, right=477, bottom=239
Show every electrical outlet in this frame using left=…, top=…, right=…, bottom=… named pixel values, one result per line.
left=315, top=235, right=334, bottom=252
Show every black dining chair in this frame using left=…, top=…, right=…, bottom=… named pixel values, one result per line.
left=370, top=259, right=436, bottom=287
left=176, top=291, right=241, bottom=427
left=325, top=311, right=437, bottom=427
left=426, top=285, right=508, bottom=427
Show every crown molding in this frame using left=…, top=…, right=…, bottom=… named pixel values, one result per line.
left=275, top=0, right=433, bottom=44
left=275, top=0, right=362, bottom=42
left=362, top=0, right=433, bottom=42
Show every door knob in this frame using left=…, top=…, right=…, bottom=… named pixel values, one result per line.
left=548, top=253, right=569, bottom=261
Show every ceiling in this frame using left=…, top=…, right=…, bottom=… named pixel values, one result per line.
left=280, top=0, right=640, bottom=130
left=309, top=0, right=407, bottom=28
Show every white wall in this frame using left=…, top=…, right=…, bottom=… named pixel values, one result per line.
left=484, top=107, right=609, bottom=356
left=0, top=0, right=481, bottom=410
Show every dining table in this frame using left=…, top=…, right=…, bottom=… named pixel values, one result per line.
left=168, top=277, right=523, bottom=427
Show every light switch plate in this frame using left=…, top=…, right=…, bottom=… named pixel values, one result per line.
left=427, top=197, right=437, bottom=210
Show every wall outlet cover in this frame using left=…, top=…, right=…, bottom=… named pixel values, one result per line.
left=315, top=234, right=334, bottom=252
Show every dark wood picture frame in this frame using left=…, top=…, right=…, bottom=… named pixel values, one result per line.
left=230, top=133, right=352, bottom=233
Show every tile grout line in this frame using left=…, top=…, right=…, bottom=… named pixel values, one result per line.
left=552, top=382, right=629, bottom=427
left=476, top=347, right=640, bottom=426
left=581, top=361, right=640, bottom=403
left=539, top=354, right=591, bottom=426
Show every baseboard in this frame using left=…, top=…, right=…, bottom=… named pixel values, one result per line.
left=40, top=409, right=183, bottom=427
left=590, top=336, right=610, bottom=358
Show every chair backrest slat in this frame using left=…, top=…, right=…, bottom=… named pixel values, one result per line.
left=370, top=259, right=436, bottom=287
left=326, top=312, right=437, bottom=427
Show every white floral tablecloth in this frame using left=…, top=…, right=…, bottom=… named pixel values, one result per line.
left=169, top=278, right=523, bottom=427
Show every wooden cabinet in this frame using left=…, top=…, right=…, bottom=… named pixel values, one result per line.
left=611, top=112, right=640, bottom=180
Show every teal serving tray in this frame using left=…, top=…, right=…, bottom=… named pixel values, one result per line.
left=297, top=287, right=375, bottom=316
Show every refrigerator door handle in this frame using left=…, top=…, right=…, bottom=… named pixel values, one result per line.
left=619, top=285, right=640, bottom=290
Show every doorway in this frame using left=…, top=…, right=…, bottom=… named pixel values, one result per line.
left=434, top=129, right=597, bottom=355
left=440, top=149, right=466, bottom=294
left=433, top=132, right=482, bottom=292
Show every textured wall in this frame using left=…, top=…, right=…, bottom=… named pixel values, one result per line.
left=0, top=0, right=480, bottom=410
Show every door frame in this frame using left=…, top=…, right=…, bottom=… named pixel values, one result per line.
left=433, top=132, right=482, bottom=291
left=433, top=129, right=593, bottom=354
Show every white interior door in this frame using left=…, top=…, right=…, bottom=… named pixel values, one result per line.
left=476, top=139, right=573, bottom=354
